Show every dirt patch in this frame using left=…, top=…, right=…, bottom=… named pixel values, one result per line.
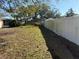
left=0, top=31, right=15, bottom=36
left=0, top=38, right=8, bottom=54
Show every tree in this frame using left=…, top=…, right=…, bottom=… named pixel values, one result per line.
left=51, top=8, right=61, bottom=18
left=66, top=8, right=75, bottom=17
left=45, top=10, right=53, bottom=18
left=38, top=4, right=50, bottom=18
left=0, top=0, right=60, bottom=26
left=0, top=0, right=60, bottom=19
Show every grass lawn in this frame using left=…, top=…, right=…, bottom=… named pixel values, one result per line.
left=0, top=25, right=52, bottom=59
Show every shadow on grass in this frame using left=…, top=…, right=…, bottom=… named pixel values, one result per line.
left=39, top=25, right=79, bottom=59
left=39, top=25, right=61, bottom=59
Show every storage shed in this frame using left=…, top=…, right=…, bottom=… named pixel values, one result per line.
left=0, top=17, right=14, bottom=28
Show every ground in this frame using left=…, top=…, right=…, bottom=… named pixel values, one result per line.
left=0, top=25, right=79, bottom=59
left=0, top=25, right=52, bottom=59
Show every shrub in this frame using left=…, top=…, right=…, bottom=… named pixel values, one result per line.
left=9, top=20, right=17, bottom=27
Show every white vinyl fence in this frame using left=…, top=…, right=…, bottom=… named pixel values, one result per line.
left=44, top=16, right=79, bottom=45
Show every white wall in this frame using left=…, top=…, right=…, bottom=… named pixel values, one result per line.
left=44, top=16, right=79, bottom=45
left=0, top=20, right=3, bottom=28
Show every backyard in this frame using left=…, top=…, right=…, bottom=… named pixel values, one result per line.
left=0, top=0, right=79, bottom=59
left=0, top=25, right=52, bottom=59
left=0, top=24, right=79, bottom=59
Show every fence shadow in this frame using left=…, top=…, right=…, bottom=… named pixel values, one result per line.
left=39, top=25, right=79, bottom=59
left=39, top=25, right=61, bottom=59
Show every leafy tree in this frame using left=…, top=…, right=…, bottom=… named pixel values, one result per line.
left=66, top=8, right=75, bottom=17
left=0, top=0, right=60, bottom=19
left=51, top=8, right=61, bottom=18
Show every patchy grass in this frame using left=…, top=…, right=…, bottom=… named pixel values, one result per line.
left=0, top=25, right=52, bottom=59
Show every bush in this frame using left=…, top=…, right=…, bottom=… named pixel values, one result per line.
left=66, top=8, right=75, bottom=17
left=9, top=20, right=17, bottom=27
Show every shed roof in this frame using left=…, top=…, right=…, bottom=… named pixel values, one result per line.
left=1, top=16, right=14, bottom=20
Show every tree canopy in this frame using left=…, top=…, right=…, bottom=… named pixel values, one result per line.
left=0, top=0, right=60, bottom=19
left=66, top=8, right=75, bottom=17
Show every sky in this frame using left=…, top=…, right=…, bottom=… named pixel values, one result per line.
left=49, top=0, right=79, bottom=15
left=0, top=0, right=79, bottom=16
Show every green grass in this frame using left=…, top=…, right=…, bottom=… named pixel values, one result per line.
left=0, top=25, right=52, bottom=59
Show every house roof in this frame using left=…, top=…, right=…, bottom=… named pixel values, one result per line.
left=1, top=16, right=14, bottom=20
left=0, top=9, right=15, bottom=20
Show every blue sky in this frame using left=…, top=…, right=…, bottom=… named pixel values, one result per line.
left=49, top=0, right=79, bottom=15
left=0, top=0, right=79, bottom=16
